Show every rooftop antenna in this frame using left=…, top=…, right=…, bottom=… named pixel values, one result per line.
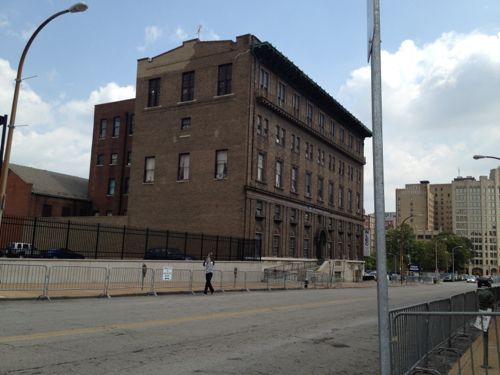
left=196, top=25, right=202, bottom=39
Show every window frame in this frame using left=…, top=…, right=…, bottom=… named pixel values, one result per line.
left=177, top=153, right=190, bottom=181
left=215, top=149, right=228, bottom=179
left=143, top=156, right=155, bottom=183
left=217, top=63, right=232, bottom=96
left=147, top=78, right=160, bottom=107
left=181, top=71, right=195, bottom=102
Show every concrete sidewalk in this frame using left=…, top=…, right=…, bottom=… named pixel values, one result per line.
left=448, top=318, right=500, bottom=375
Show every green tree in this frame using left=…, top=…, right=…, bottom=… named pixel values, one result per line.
left=385, top=223, right=417, bottom=275
left=364, top=255, right=376, bottom=270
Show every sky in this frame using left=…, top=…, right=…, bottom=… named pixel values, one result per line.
left=1, top=0, right=500, bottom=213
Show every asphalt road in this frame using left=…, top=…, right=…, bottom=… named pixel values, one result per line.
left=0, top=282, right=479, bottom=375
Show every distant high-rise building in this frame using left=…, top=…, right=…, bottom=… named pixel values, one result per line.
left=452, top=168, right=500, bottom=276
left=395, top=181, right=434, bottom=236
left=431, top=184, right=453, bottom=233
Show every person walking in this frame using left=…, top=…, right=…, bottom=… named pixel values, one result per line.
left=203, top=252, right=215, bottom=295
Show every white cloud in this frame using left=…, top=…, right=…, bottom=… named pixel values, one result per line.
left=137, top=25, right=163, bottom=52
left=173, top=27, right=188, bottom=42
left=0, top=58, right=135, bottom=178
left=338, top=31, right=500, bottom=213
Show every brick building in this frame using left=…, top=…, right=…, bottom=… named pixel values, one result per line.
left=5, top=164, right=90, bottom=217
left=90, top=34, right=371, bottom=260
left=88, top=98, right=135, bottom=216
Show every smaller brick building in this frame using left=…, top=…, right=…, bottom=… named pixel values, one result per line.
left=5, top=164, right=90, bottom=217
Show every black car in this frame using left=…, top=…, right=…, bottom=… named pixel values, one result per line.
left=144, top=248, right=193, bottom=260
left=43, top=248, right=85, bottom=259
left=477, top=276, right=492, bottom=288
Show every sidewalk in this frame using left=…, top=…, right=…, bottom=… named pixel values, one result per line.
left=448, top=317, right=500, bottom=375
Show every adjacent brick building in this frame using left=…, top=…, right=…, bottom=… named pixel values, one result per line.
left=87, top=34, right=371, bottom=260
left=88, top=98, right=135, bottom=216
left=5, top=164, right=90, bottom=217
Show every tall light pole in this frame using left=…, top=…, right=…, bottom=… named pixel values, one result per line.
left=451, top=246, right=463, bottom=279
left=0, top=3, right=88, bottom=226
left=473, top=155, right=500, bottom=161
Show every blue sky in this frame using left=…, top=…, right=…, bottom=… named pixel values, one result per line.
left=1, top=0, right=500, bottom=213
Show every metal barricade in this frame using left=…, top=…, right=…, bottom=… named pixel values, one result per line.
left=106, top=267, right=154, bottom=296
left=192, top=270, right=222, bottom=293
left=46, top=265, right=108, bottom=298
left=220, top=270, right=246, bottom=291
left=152, top=268, right=192, bottom=295
left=0, top=263, right=48, bottom=297
left=244, top=271, right=266, bottom=291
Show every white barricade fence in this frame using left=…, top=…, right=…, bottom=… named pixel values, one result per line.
left=0, top=263, right=48, bottom=294
left=192, top=270, right=223, bottom=292
left=106, top=267, right=154, bottom=296
left=220, top=270, right=246, bottom=291
left=244, top=271, right=265, bottom=290
left=47, top=265, right=108, bottom=296
left=152, top=268, right=192, bottom=294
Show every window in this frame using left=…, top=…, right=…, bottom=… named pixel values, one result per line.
left=112, top=117, right=120, bottom=137
left=275, top=126, right=285, bottom=146
left=144, top=156, right=155, bottom=183
left=290, top=208, right=297, bottom=223
left=181, top=71, right=195, bottom=101
left=99, top=119, right=107, bottom=139
left=348, top=189, right=353, bottom=211
left=181, top=117, right=191, bottom=130
left=215, top=150, right=228, bottom=179
left=328, top=182, right=334, bottom=206
left=303, top=239, right=310, bottom=258
left=348, top=134, right=353, bottom=149
left=291, top=134, right=300, bottom=153
left=128, top=114, right=134, bottom=135
left=318, top=176, right=324, bottom=201
left=277, top=82, right=286, bottom=107
left=110, top=153, right=118, bottom=165
left=292, top=94, right=300, bottom=116
left=96, top=154, right=104, bottom=166
left=260, top=69, right=269, bottom=91
left=275, top=160, right=283, bottom=188
left=289, top=235, right=296, bottom=257
left=356, top=192, right=361, bottom=213
left=126, top=151, right=132, bottom=166
left=255, top=232, right=263, bottom=255
left=319, top=113, right=325, bottom=134
left=257, top=116, right=269, bottom=137
left=42, top=204, right=52, bottom=217
left=339, top=186, right=344, bottom=208
left=339, top=127, right=345, bottom=144
left=217, top=63, right=232, bottom=96
left=305, top=172, right=312, bottom=198
left=148, top=78, right=160, bottom=107
left=178, top=153, right=190, bottom=180
left=257, top=153, right=266, bottom=182
left=272, top=235, right=280, bottom=256
left=107, top=178, right=116, bottom=195
left=124, top=177, right=129, bottom=194
left=274, top=205, right=282, bottom=221
left=291, top=166, right=298, bottom=193
left=306, top=103, right=313, bottom=126
left=329, top=120, right=335, bottom=139
left=256, top=200, right=264, bottom=217
left=257, top=115, right=262, bottom=135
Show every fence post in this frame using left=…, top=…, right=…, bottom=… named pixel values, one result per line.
left=215, top=236, right=219, bottom=260
left=144, top=228, right=149, bottom=257
left=183, top=232, right=188, bottom=257
left=94, top=223, right=100, bottom=259
left=65, top=220, right=71, bottom=249
left=31, top=217, right=38, bottom=249
left=121, top=225, right=126, bottom=259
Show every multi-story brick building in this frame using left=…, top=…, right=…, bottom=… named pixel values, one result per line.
left=89, top=34, right=371, bottom=260
left=88, top=98, right=135, bottom=216
left=431, top=183, right=453, bottom=233
left=396, top=181, right=435, bottom=238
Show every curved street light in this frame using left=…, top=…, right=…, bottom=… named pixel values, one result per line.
left=473, top=155, right=500, bottom=161
left=0, top=3, right=88, bottom=226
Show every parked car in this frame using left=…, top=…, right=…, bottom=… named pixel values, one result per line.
left=466, top=275, right=477, bottom=283
left=43, top=248, right=85, bottom=259
left=5, top=242, right=41, bottom=258
left=443, top=273, right=453, bottom=282
left=144, top=248, right=193, bottom=260
left=477, top=276, right=492, bottom=288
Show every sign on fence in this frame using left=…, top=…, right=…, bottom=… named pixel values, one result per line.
left=162, top=267, right=173, bottom=281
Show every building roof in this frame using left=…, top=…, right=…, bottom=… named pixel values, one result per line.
left=10, top=164, right=89, bottom=201
left=251, top=41, right=372, bottom=138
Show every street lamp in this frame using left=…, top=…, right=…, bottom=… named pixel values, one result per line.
left=0, top=3, right=88, bottom=226
left=451, top=246, right=463, bottom=280
left=473, top=155, right=500, bottom=161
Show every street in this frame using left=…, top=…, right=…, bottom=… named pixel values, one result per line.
left=0, top=282, right=478, bottom=375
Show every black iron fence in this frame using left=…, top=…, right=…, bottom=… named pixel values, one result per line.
left=0, top=215, right=259, bottom=261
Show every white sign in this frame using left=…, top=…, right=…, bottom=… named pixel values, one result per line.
left=473, top=309, right=492, bottom=332
left=162, top=267, right=173, bottom=281
left=363, top=230, right=371, bottom=257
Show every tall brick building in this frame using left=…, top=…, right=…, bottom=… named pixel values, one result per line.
left=90, top=34, right=371, bottom=260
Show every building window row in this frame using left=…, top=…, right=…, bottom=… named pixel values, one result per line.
left=96, top=152, right=132, bottom=167
left=147, top=63, right=233, bottom=107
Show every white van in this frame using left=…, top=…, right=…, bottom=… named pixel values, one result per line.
left=5, top=242, right=40, bottom=258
